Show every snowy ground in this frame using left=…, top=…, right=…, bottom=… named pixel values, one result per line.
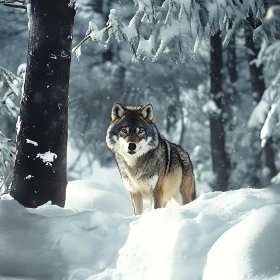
left=1, top=179, right=280, bottom=280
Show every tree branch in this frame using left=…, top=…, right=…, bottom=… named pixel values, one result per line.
left=71, top=34, right=91, bottom=57
left=0, top=0, right=24, bottom=3
left=3, top=3, right=27, bottom=9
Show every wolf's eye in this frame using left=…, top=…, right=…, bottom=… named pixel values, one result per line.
left=121, top=128, right=127, bottom=133
left=138, top=128, right=145, bottom=134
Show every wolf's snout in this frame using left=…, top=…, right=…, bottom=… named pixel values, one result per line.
left=128, top=143, right=136, bottom=151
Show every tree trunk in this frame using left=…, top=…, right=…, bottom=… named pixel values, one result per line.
left=245, top=27, right=265, bottom=104
left=245, top=25, right=277, bottom=182
left=209, top=33, right=230, bottom=191
left=225, top=35, right=238, bottom=131
left=10, top=0, right=75, bottom=207
left=227, top=35, right=237, bottom=85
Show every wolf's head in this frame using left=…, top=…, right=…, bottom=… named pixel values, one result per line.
left=106, top=102, right=159, bottom=162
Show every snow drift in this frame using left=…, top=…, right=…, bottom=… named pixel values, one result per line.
left=0, top=180, right=280, bottom=280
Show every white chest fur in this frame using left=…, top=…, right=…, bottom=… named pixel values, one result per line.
left=122, top=174, right=159, bottom=194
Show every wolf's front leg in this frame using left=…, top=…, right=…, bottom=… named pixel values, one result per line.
left=130, top=192, right=143, bottom=215
left=153, top=187, right=164, bottom=209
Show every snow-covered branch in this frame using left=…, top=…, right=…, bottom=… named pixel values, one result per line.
left=0, top=131, right=16, bottom=194
left=0, top=0, right=27, bottom=9
left=254, top=5, right=280, bottom=42
left=0, top=64, right=25, bottom=193
left=0, top=64, right=25, bottom=118
left=248, top=70, right=280, bottom=148
left=73, top=0, right=278, bottom=62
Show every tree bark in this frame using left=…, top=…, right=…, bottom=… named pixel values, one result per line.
left=227, top=35, right=237, bottom=85
left=10, top=0, right=75, bottom=207
left=209, top=33, right=230, bottom=191
left=245, top=27, right=265, bottom=103
left=225, top=35, right=238, bottom=131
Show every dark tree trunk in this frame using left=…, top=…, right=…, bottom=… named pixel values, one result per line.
left=227, top=35, right=237, bottom=85
left=209, top=33, right=230, bottom=191
left=225, top=35, right=238, bottom=131
left=10, top=0, right=75, bottom=207
left=245, top=27, right=265, bottom=103
left=245, top=25, right=277, bottom=182
left=264, top=137, right=277, bottom=176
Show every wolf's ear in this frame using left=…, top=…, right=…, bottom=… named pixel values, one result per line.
left=111, top=102, right=125, bottom=121
left=140, top=103, right=154, bottom=123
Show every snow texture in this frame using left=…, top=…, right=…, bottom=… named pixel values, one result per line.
left=260, top=102, right=279, bottom=147
left=0, top=180, right=280, bottom=280
left=0, top=131, right=15, bottom=191
left=202, top=100, right=221, bottom=116
left=271, top=172, right=280, bottom=184
left=24, top=175, right=34, bottom=180
left=0, top=66, right=21, bottom=118
left=36, top=151, right=57, bottom=167
left=65, top=180, right=131, bottom=216
left=203, top=205, right=280, bottom=280
left=248, top=69, right=280, bottom=147
left=248, top=100, right=270, bottom=129
left=26, top=139, right=38, bottom=146
left=16, top=116, right=21, bottom=136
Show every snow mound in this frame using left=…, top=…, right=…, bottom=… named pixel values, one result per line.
left=112, top=186, right=280, bottom=280
left=203, top=204, right=280, bottom=280
left=0, top=182, right=280, bottom=279
left=0, top=199, right=135, bottom=280
left=65, top=180, right=132, bottom=216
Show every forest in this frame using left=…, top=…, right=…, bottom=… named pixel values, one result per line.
left=0, top=0, right=280, bottom=279
left=1, top=0, right=279, bottom=198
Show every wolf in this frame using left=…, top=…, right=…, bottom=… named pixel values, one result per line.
left=106, top=102, right=196, bottom=215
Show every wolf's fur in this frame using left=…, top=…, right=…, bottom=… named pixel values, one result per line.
left=106, top=102, right=196, bottom=215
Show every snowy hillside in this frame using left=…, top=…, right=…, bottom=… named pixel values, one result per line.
left=0, top=181, right=280, bottom=280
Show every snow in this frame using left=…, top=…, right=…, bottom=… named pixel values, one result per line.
left=0, top=180, right=280, bottom=279
left=0, top=198, right=133, bottom=280
left=248, top=100, right=270, bottom=129
left=36, top=151, right=57, bottom=166
left=271, top=172, right=280, bottom=184
left=203, top=205, right=280, bottom=280
left=26, top=139, right=38, bottom=146
left=81, top=0, right=272, bottom=61
left=65, top=180, right=131, bottom=216
left=202, top=100, right=221, bottom=116
left=16, top=116, right=21, bottom=136
left=260, top=100, right=280, bottom=148
left=24, top=175, right=34, bottom=180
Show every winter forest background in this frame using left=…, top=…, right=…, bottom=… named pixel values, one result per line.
left=1, top=1, right=280, bottom=279
left=0, top=0, right=280, bottom=195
